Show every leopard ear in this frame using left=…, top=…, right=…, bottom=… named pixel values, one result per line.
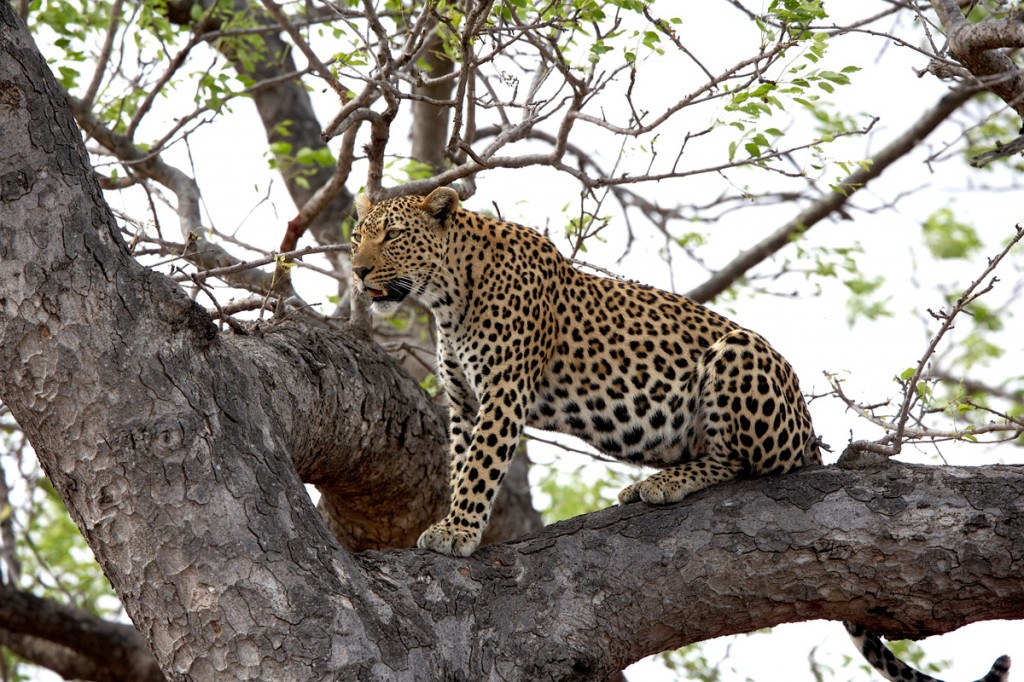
left=419, top=187, right=459, bottom=226
left=354, top=194, right=373, bottom=220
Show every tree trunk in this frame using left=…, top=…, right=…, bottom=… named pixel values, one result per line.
left=1, top=6, right=1021, bottom=681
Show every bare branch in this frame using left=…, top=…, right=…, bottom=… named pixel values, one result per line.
left=259, top=0, right=350, bottom=100
left=686, top=87, right=974, bottom=303
left=80, top=0, right=123, bottom=110
left=279, top=125, right=361, bottom=254
left=171, top=243, right=351, bottom=284
left=125, top=30, right=205, bottom=141
left=971, top=133, right=1024, bottom=167
left=832, top=224, right=1024, bottom=459
left=887, top=224, right=1024, bottom=454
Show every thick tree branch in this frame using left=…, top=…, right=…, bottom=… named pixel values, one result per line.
left=364, top=461, right=1023, bottom=679
left=931, top=0, right=1024, bottom=118
left=928, top=1, right=1024, bottom=165
left=0, top=588, right=163, bottom=682
left=1, top=632, right=116, bottom=682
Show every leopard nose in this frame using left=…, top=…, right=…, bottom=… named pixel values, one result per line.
left=353, top=266, right=373, bottom=282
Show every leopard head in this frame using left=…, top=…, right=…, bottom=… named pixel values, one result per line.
left=351, top=187, right=459, bottom=314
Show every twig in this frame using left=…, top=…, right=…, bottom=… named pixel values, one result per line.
left=888, top=223, right=1024, bottom=455
left=171, top=243, right=350, bottom=283
left=126, top=27, right=207, bottom=141
left=259, top=0, right=350, bottom=100
left=524, top=432, right=621, bottom=464
left=970, top=133, right=1024, bottom=167
left=829, top=373, right=1024, bottom=450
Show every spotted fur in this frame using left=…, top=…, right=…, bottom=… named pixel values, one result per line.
left=351, top=188, right=1009, bottom=682
left=352, top=187, right=819, bottom=555
left=845, top=623, right=1009, bottom=682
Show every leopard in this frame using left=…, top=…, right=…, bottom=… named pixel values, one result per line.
left=352, top=187, right=820, bottom=553
left=350, top=187, right=1010, bottom=682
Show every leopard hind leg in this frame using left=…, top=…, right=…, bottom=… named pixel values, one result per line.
left=617, top=452, right=745, bottom=505
left=618, top=329, right=772, bottom=506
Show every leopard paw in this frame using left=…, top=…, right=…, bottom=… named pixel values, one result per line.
left=617, top=476, right=688, bottom=506
left=617, top=482, right=642, bottom=505
left=416, top=521, right=481, bottom=557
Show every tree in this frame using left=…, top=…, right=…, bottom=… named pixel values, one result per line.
left=1, top=0, right=1023, bottom=680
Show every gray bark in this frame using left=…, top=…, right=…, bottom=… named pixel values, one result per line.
left=1, top=5, right=1022, bottom=681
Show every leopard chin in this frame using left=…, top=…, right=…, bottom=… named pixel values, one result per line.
left=368, top=299, right=403, bottom=315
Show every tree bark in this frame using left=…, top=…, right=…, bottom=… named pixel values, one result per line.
left=1, top=6, right=1021, bottom=681
left=930, top=0, right=1024, bottom=120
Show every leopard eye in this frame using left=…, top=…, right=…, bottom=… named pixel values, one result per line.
left=383, top=229, right=402, bottom=243
left=351, top=231, right=362, bottom=246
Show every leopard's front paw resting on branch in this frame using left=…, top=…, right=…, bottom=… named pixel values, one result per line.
left=417, top=520, right=482, bottom=557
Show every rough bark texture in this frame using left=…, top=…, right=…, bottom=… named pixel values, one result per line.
left=931, top=0, right=1024, bottom=120
left=1, top=6, right=1022, bottom=681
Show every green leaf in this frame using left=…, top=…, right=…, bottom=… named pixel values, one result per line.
left=419, top=372, right=439, bottom=396
left=56, top=65, right=80, bottom=88
left=819, top=70, right=852, bottom=85
left=843, top=275, right=882, bottom=295
left=922, top=207, right=982, bottom=259
left=268, top=141, right=293, bottom=156
left=295, top=146, right=336, bottom=168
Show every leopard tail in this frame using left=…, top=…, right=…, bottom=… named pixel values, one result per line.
left=844, top=622, right=1010, bottom=682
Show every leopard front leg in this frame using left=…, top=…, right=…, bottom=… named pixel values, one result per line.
left=417, top=375, right=533, bottom=557
left=436, top=345, right=478, bottom=510
left=417, top=347, right=480, bottom=556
